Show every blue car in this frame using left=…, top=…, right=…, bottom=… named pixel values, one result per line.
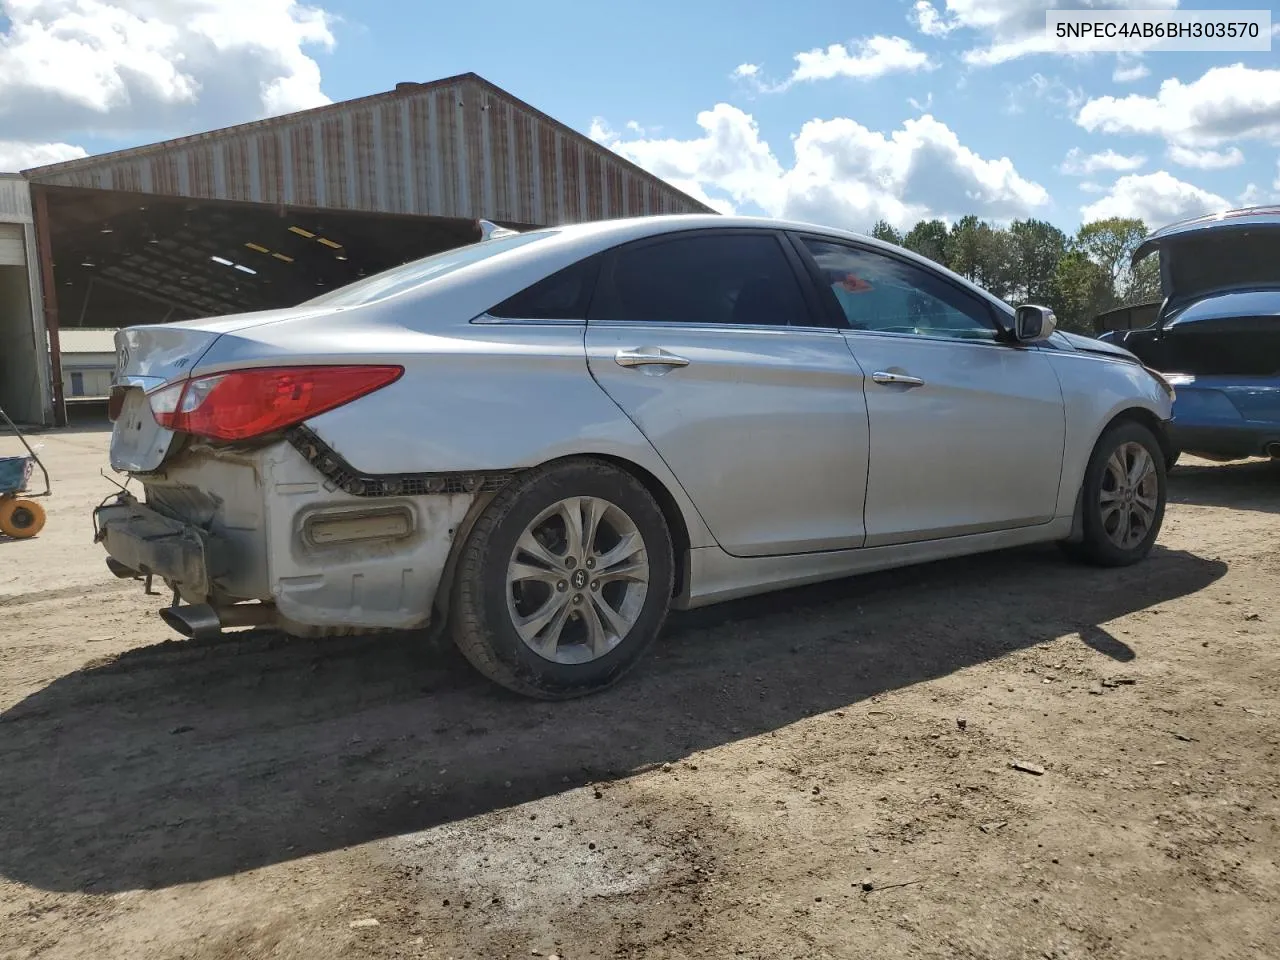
left=1099, top=206, right=1280, bottom=466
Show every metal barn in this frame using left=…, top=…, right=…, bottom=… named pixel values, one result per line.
left=4, top=73, right=711, bottom=426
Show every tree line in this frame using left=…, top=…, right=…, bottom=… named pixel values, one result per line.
left=868, top=215, right=1161, bottom=334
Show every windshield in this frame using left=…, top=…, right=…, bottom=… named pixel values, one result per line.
left=303, top=229, right=557, bottom=307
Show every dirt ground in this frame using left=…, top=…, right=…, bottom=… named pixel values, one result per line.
left=2, top=423, right=1278, bottom=960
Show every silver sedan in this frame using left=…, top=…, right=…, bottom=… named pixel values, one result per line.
left=96, top=215, right=1176, bottom=698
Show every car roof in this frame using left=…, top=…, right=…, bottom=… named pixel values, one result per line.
left=1132, top=205, right=1280, bottom=264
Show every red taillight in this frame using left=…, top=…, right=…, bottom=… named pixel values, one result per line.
left=147, top=365, right=403, bottom=441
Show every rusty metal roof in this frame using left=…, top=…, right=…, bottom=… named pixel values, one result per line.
left=21, top=73, right=713, bottom=225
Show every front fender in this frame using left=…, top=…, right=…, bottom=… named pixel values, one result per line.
left=1047, top=351, right=1174, bottom=520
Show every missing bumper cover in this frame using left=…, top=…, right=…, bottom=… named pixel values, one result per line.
left=285, top=425, right=519, bottom=498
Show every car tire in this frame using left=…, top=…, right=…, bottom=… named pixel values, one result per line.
left=1064, top=420, right=1167, bottom=567
left=450, top=457, right=675, bottom=700
left=1165, top=447, right=1181, bottom=471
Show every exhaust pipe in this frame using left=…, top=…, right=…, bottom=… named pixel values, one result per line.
left=1266, top=442, right=1280, bottom=459
left=160, top=602, right=274, bottom=640
left=105, top=557, right=140, bottom=579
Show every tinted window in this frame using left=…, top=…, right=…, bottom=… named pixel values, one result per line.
left=800, top=238, right=998, bottom=341
left=591, top=233, right=813, bottom=327
left=489, top=257, right=599, bottom=320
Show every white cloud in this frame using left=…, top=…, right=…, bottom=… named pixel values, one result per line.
left=1076, top=64, right=1280, bottom=147
left=1166, top=144, right=1245, bottom=170
left=1079, top=181, right=1107, bottom=194
left=742, top=36, right=932, bottom=92
left=0, top=0, right=335, bottom=160
left=1112, top=61, right=1150, bottom=83
left=908, top=0, right=1179, bottom=65
left=1059, top=147, right=1146, bottom=176
left=908, top=92, right=934, bottom=112
left=587, top=117, right=616, bottom=143
left=1006, top=73, right=1083, bottom=115
left=1080, top=171, right=1229, bottom=226
left=790, top=36, right=932, bottom=83
left=1238, top=183, right=1265, bottom=206
left=0, top=140, right=88, bottom=172
left=910, top=0, right=957, bottom=36
left=593, top=103, right=1048, bottom=232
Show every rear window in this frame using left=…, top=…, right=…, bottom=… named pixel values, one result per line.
left=303, top=230, right=556, bottom=307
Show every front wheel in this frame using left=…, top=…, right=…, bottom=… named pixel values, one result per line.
left=1064, top=421, right=1167, bottom=567
left=450, top=458, right=675, bottom=699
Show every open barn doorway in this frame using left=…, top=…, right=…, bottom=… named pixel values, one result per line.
left=38, top=185, right=491, bottom=330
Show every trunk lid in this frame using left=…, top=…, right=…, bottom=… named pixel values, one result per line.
left=1132, top=214, right=1280, bottom=305
left=108, top=306, right=336, bottom=472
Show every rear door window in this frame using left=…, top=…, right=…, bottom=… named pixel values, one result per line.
left=589, top=232, right=816, bottom=328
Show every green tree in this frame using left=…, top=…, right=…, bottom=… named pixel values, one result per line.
left=869, top=219, right=902, bottom=245
left=944, top=215, right=987, bottom=281
left=902, top=218, right=948, bottom=265
left=1049, top=250, right=1114, bottom=333
left=1073, top=217, right=1148, bottom=288
left=1007, top=218, right=1068, bottom=305
left=1126, top=254, right=1162, bottom=304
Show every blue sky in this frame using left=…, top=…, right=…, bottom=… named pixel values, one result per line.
left=1, top=0, right=1278, bottom=233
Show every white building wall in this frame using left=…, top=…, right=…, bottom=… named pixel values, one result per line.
left=0, top=175, right=52, bottom=425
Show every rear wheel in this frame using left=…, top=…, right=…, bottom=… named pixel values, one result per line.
left=0, top=498, right=46, bottom=539
left=451, top=458, right=675, bottom=699
left=1064, top=421, right=1167, bottom=567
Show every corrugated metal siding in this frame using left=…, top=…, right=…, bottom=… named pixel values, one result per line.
left=25, top=76, right=710, bottom=224
left=0, top=176, right=33, bottom=223
left=0, top=223, right=25, bottom=265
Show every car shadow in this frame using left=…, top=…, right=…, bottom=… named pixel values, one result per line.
left=0, top=542, right=1224, bottom=894
left=1170, top=458, right=1280, bottom=514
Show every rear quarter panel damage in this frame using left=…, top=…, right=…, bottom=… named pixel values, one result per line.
left=227, top=319, right=719, bottom=551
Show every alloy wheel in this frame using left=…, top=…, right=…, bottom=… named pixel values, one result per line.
left=1099, top=440, right=1160, bottom=550
left=505, top=496, right=650, bottom=664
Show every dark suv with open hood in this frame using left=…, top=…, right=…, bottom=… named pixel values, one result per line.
left=1099, top=206, right=1280, bottom=464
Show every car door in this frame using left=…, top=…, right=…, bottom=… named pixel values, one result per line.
left=584, top=228, right=871, bottom=558
left=790, top=234, right=1066, bottom=548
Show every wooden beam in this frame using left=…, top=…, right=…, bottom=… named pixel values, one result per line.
left=32, top=186, right=67, bottom=427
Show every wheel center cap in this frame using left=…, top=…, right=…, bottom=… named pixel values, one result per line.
left=572, top=568, right=589, bottom=589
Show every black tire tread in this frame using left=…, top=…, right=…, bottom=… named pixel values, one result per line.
left=450, top=457, right=673, bottom=700
left=1069, top=420, right=1167, bottom=568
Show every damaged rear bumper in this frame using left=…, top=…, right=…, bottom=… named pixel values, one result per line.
left=94, top=494, right=214, bottom=598
left=92, top=439, right=486, bottom=637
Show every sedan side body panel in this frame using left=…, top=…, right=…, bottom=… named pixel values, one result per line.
left=586, top=322, right=870, bottom=557
left=195, top=311, right=719, bottom=551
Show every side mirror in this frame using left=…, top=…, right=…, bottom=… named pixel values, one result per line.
left=1014, top=304, right=1057, bottom=343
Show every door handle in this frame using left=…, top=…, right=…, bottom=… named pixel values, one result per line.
left=871, top=371, right=925, bottom=387
left=615, top=348, right=691, bottom=369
